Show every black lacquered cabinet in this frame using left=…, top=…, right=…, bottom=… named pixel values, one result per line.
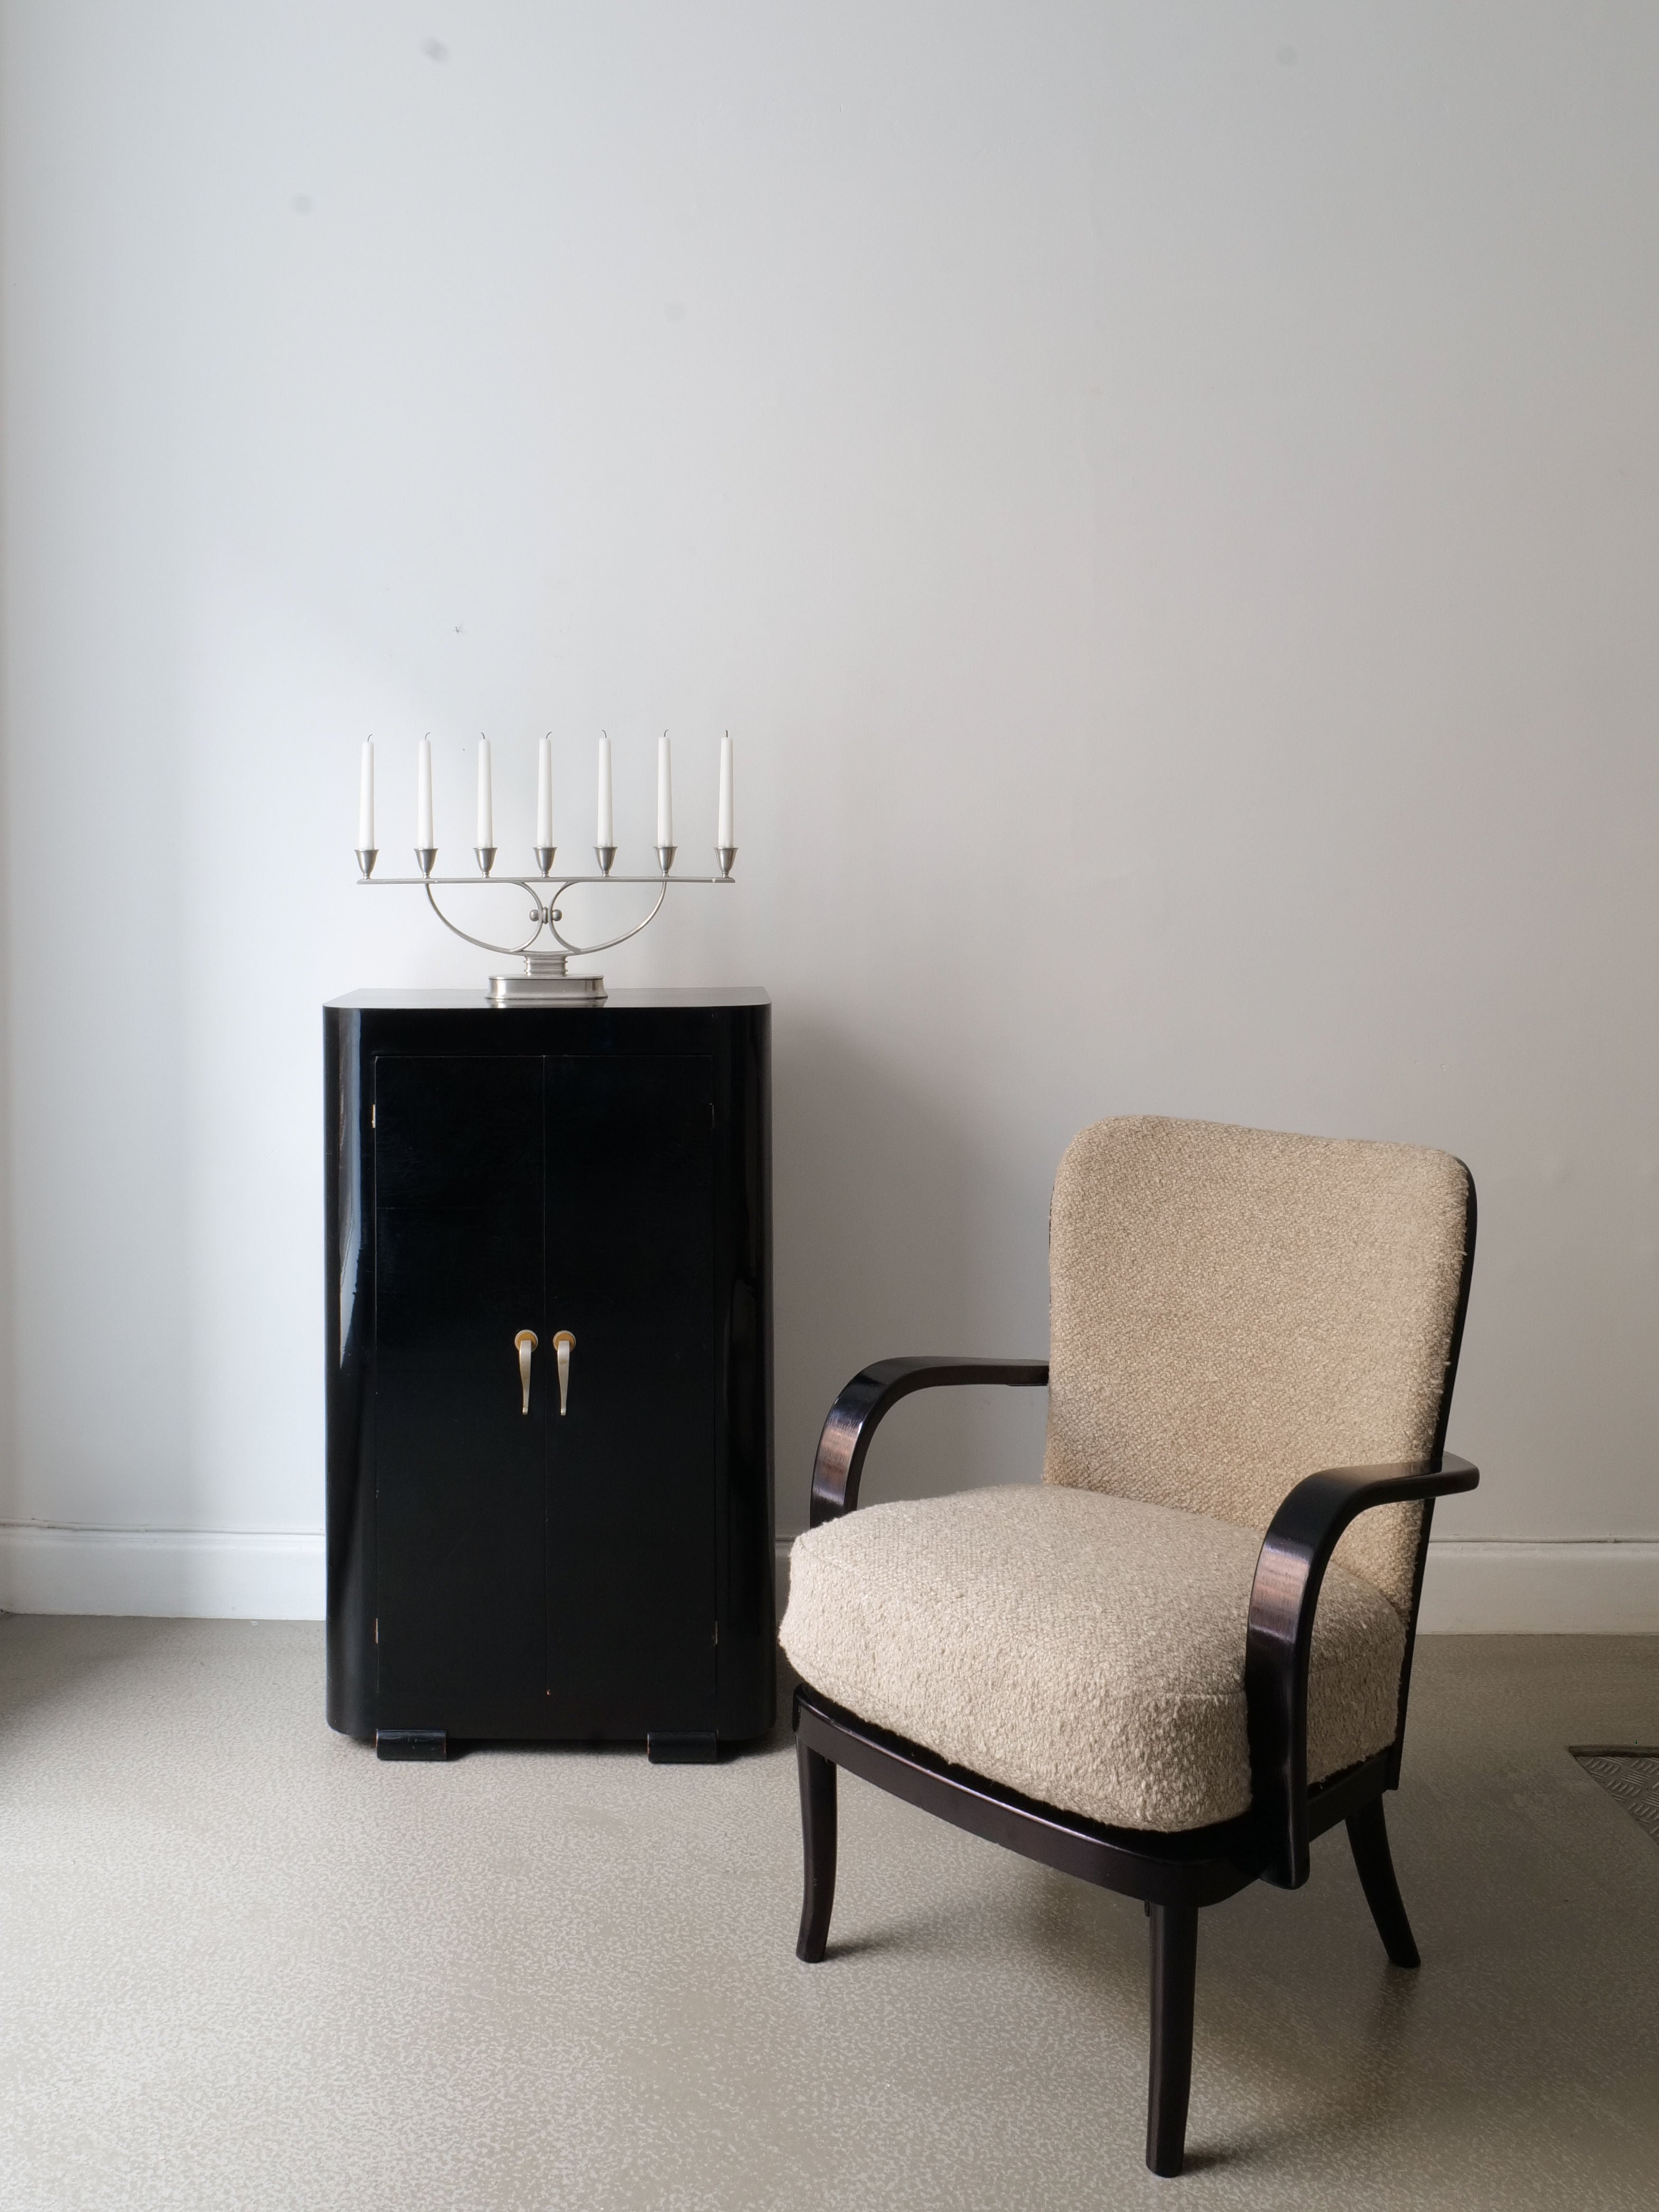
left=325, top=988, right=774, bottom=1760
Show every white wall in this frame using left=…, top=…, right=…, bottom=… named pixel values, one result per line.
left=2, top=2, right=1657, bottom=1624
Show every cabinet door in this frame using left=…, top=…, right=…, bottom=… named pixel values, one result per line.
left=545, top=1055, right=717, bottom=1735
left=374, top=1055, right=545, bottom=1726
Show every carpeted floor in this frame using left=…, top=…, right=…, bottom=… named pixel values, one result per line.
left=0, top=1618, right=1655, bottom=2210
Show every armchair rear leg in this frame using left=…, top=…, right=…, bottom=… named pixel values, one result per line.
left=1146, top=1901, right=1198, bottom=2177
left=1346, top=1797, right=1420, bottom=1968
left=795, top=1739, right=838, bottom=1963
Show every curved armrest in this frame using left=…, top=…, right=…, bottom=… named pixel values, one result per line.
left=1245, top=1452, right=1478, bottom=1888
left=809, top=1357, right=1050, bottom=1528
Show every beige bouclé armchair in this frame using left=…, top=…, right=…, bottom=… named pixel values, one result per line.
left=780, top=1115, right=1477, bottom=2178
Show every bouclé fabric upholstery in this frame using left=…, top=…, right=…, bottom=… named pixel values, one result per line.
left=1044, top=1117, right=1468, bottom=1611
left=781, top=1116, right=1470, bottom=1835
left=781, top=1484, right=1407, bottom=1831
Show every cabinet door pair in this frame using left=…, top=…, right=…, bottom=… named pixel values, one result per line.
left=372, top=1052, right=716, bottom=1741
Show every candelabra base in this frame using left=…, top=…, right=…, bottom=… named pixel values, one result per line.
left=488, top=950, right=606, bottom=1007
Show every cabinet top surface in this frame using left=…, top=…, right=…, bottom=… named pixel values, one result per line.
left=327, top=985, right=769, bottom=1011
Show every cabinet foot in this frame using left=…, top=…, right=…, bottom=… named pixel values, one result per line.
left=647, top=1732, right=720, bottom=1765
left=376, top=1729, right=449, bottom=1761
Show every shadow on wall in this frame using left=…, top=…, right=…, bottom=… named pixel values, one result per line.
left=771, top=1014, right=1051, bottom=1539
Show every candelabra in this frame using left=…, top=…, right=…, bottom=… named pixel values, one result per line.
left=354, top=843, right=738, bottom=1004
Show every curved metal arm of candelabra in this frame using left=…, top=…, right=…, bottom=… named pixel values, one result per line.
left=419, top=873, right=673, bottom=962
left=542, top=876, right=668, bottom=958
left=422, top=879, right=547, bottom=960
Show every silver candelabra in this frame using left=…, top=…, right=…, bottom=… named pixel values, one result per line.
left=354, top=841, right=738, bottom=1004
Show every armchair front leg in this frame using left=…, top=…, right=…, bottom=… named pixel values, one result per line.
left=808, top=1357, right=1049, bottom=1527
left=793, top=1356, right=1048, bottom=1971
left=1245, top=1453, right=1478, bottom=1889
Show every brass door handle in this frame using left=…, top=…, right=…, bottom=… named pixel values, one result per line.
left=553, top=1331, right=575, bottom=1416
left=514, top=1330, right=537, bottom=1415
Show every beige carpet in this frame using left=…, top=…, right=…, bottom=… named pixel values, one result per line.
left=0, top=1618, right=1655, bottom=2210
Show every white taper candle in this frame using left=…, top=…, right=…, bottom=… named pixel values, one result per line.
left=358, top=737, right=375, bottom=849
left=718, top=733, right=734, bottom=847
left=537, top=735, right=554, bottom=846
left=596, top=734, right=614, bottom=846
left=416, top=736, right=434, bottom=848
left=476, top=735, right=493, bottom=846
left=656, top=733, right=674, bottom=846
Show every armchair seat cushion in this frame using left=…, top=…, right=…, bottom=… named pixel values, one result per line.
left=781, top=1485, right=1406, bottom=1833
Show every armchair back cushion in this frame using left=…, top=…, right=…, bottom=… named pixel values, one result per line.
left=1043, top=1117, right=1470, bottom=1613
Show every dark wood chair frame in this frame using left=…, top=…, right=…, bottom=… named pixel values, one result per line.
left=792, top=1177, right=1477, bottom=2178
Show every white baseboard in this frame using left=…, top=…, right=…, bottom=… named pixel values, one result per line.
left=0, top=1525, right=324, bottom=1620
left=1417, top=1539, right=1659, bottom=1632
left=777, top=1535, right=1659, bottom=1635
left=4, top=1524, right=1654, bottom=1632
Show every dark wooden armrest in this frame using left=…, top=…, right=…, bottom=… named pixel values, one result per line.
left=808, top=1357, right=1050, bottom=1528
left=1245, top=1452, right=1478, bottom=1888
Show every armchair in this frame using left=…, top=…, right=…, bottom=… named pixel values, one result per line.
left=781, top=1116, right=1477, bottom=2178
